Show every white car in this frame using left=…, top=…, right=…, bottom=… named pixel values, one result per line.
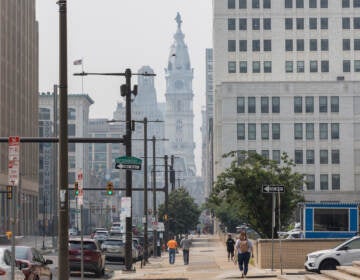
left=305, top=235, right=360, bottom=272
left=0, top=248, right=25, bottom=280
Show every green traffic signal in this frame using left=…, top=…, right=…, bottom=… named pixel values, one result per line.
left=74, top=182, right=79, bottom=196
left=106, top=181, right=114, bottom=195
left=107, top=189, right=113, bottom=195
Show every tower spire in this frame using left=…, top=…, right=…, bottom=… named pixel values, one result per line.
left=175, top=12, right=182, bottom=29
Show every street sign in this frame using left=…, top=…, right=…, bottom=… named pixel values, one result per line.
left=77, top=169, right=83, bottom=205
left=115, top=156, right=142, bottom=170
left=262, top=185, right=285, bottom=193
left=8, top=136, right=20, bottom=186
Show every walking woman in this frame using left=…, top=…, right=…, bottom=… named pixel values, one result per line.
left=235, top=231, right=253, bottom=278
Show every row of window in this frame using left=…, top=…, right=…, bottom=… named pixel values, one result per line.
left=294, top=149, right=340, bottom=165
left=228, top=0, right=360, bottom=9
left=305, top=174, right=340, bottom=190
left=237, top=96, right=280, bottom=113
left=286, top=39, right=327, bottom=52
left=228, top=0, right=271, bottom=9
left=294, top=96, right=339, bottom=113
left=238, top=149, right=281, bottom=163
left=237, top=122, right=340, bottom=140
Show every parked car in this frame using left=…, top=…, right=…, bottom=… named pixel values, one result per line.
left=68, top=238, right=105, bottom=277
left=0, top=248, right=24, bottom=280
left=101, top=238, right=139, bottom=263
left=68, top=228, right=78, bottom=236
left=93, top=231, right=108, bottom=245
left=305, top=235, right=360, bottom=272
left=8, top=246, right=53, bottom=280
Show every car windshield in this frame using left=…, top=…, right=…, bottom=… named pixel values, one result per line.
left=69, top=241, right=97, bottom=250
left=15, top=247, right=29, bottom=260
left=103, top=240, right=123, bottom=246
left=95, top=231, right=107, bottom=236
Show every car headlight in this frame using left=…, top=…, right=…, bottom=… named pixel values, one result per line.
left=308, top=253, right=324, bottom=259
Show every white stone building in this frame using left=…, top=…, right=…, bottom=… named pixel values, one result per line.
left=213, top=0, right=360, bottom=202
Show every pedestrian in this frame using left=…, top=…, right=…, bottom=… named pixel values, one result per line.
left=167, top=236, right=178, bottom=264
left=180, top=234, right=192, bottom=265
left=225, top=233, right=235, bottom=261
left=235, top=231, right=253, bottom=278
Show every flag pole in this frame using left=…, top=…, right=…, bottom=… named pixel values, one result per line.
left=81, top=57, right=84, bottom=94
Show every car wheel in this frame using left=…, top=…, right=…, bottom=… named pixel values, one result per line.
left=319, top=259, right=338, bottom=271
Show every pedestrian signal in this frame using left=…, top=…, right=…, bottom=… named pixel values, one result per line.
left=6, top=186, right=12, bottom=200
left=106, top=181, right=114, bottom=195
left=74, top=182, right=79, bottom=196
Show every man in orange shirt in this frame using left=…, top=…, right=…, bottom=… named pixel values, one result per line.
left=167, top=236, right=178, bottom=264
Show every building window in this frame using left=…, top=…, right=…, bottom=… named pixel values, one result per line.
left=355, top=60, right=360, bottom=72
left=343, top=17, right=350, bottom=29
left=228, top=18, right=236, bottom=30
left=319, top=123, right=328, bottom=139
left=239, top=40, right=247, bottom=51
left=285, top=0, right=293, bottom=8
left=296, top=18, right=304, bottom=29
left=295, top=150, right=303, bottom=164
left=310, top=60, right=318, bottom=72
left=285, top=39, right=293, bottom=51
left=272, top=97, right=280, bottom=113
left=331, top=96, right=339, bottom=112
left=68, top=108, right=76, bottom=120
left=332, top=150, right=340, bottom=164
left=239, top=0, right=247, bottom=8
left=297, top=61, right=305, bottom=73
left=248, top=123, right=256, bottom=140
left=252, top=0, right=260, bottom=8
left=296, top=0, right=304, bottom=8
left=321, top=60, right=329, bottom=72
left=252, top=18, right=260, bottom=30
left=309, top=18, right=317, bottom=29
left=321, top=39, right=329, bottom=51
left=342, top=0, right=350, bottom=7
left=237, top=97, right=245, bottom=113
left=306, top=123, right=314, bottom=139
left=239, top=61, right=248, bottom=73
left=331, top=123, right=340, bottom=139
left=252, top=40, right=260, bottom=51
left=320, top=18, right=329, bottom=29
left=343, top=60, right=351, bottom=72
left=228, top=40, right=236, bottom=52
left=264, top=40, right=272, bottom=51
left=320, top=174, right=328, bottom=190
left=253, top=61, right=261, bottom=73
left=354, top=39, right=360, bottom=50
left=228, top=0, right=236, bottom=8
left=263, top=0, right=271, bottom=8
left=309, top=0, right=316, bottom=8
left=294, top=123, right=303, bottom=139
left=332, top=174, right=340, bottom=190
left=238, top=150, right=246, bottom=164
left=261, top=97, right=269, bottom=113
left=306, top=150, right=315, bottom=164
left=248, top=97, right=256, bottom=113
left=264, top=61, right=272, bottom=73
left=286, top=61, right=293, bottom=72
left=228, top=61, right=236, bottom=73
left=294, top=96, right=302, bottom=113
left=272, top=123, right=280, bottom=139
left=310, top=39, right=317, bottom=51
left=68, top=143, right=76, bottom=153
left=319, top=96, right=327, bottom=112
left=237, top=123, right=246, bottom=140
left=272, top=150, right=281, bottom=163
left=354, top=17, right=360, bottom=29
left=355, top=0, right=360, bottom=7
left=68, top=124, right=76, bottom=136
left=261, top=150, right=270, bottom=159
left=239, top=18, right=247, bottom=30
left=285, top=18, right=293, bottom=30
left=320, top=149, right=328, bottom=164
left=320, top=0, right=328, bottom=8
left=264, top=18, right=271, bottom=30
left=306, top=96, right=314, bottom=113
left=306, top=175, right=315, bottom=190
left=261, top=123, right=269, bottom=139
left=296, top=39, right=304, bottom=51
left=343, top=39, right=351, bottom=51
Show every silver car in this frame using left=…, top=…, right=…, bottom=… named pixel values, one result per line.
left=101, top=238, right=138, bottom=262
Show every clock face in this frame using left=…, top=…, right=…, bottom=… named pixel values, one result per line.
left=174, top=80, right=184, bottom=89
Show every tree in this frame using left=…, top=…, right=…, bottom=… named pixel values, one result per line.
left=207, top=152, right=304, bottom=238
left=158, top=187, right=201, bottom=236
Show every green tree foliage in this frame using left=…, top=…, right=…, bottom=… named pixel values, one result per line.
left=207, top=152, right=304, bottom=238
left=158, top=187, right=201, bottom=236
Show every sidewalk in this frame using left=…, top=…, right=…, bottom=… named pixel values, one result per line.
left=112, top=235, right=280, bottom=280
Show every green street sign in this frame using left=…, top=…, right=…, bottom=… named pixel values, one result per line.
left=115, top=156, right=142, bottom=170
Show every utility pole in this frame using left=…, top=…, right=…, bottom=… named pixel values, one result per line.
left=170, top=155, right=175, bottom=191
left=164, top=155, right=169, bottom=244
left=143, top=118, right=148, bottom=263
left=152, top=136, right=157, bottom=256
left=58, top=0, right=69, bottom=278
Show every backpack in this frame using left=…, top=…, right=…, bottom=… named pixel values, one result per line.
left=239, top=240, right=248, bottom=253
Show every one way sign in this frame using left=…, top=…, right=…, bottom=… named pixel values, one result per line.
left=262, top=185, right=285, bottom=193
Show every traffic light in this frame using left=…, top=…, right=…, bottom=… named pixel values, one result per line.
left=6, top=185, right=12, bottom=200
left=106, top=181, right=114, bottom=195
left=74, top=182, right=79, bottom=196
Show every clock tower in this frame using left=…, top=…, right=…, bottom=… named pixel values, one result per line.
left=165, top=13, right=196, bottom=178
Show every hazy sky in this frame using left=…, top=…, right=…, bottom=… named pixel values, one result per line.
left=36, top=0, right=213, bottom=175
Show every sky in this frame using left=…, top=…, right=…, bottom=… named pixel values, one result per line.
left=35, top=0, right=213, bottom=176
